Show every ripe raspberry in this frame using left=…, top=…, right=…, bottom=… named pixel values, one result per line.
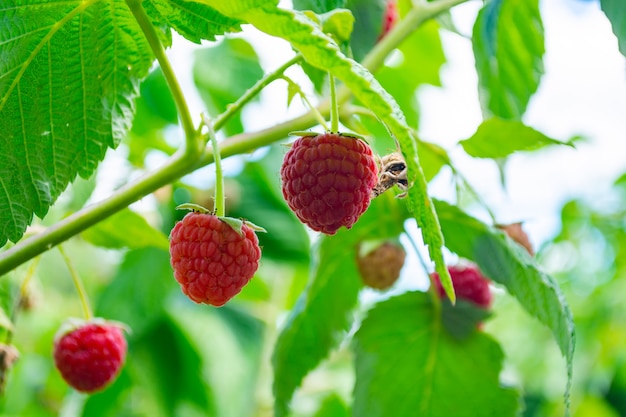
left=53, top=320, right=127, bottom=393
left=357, top=241, right=406, bottom=290
left=379, top=0, right=399, bottom=40
left=280, top=133, right=378, bottom=235
left=169, top=212, right=262, bottom=306
left=431, top=264, right=492, bottom=308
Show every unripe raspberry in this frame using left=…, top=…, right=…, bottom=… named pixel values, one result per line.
left=497, top=222, right=534, bottom=255
left=53, top=320, right=127, bottom=393
left=431, top=264, right=492, bottom=309
left=280, top=133, right=378, bottom=235
left=357, top=241, right=406, bottom=290
left=379, top=0, right=399, bottom=40
left=169, top=212, right=262, bottom=306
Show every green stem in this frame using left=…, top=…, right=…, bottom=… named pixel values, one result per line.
left=329, top=74, right=339, bottom=133
left=203, top=116, right=225, bottom=217
left=125, top=0, right=200, bottom=156
left=58, top=245, right=92, bottom=320
left=214, top=54, right=304, bottom=132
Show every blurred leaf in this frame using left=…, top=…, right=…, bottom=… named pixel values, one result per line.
left=353, top=292, right=520, bottom=417
left=316, top=9, right=355, bottom=43
left=0, top=306, right=12, bottom=332
left=147, top=0, right=242, bottom=44
left=96, top=247, right=176, bottom=335
left=0, top=0, right=156, bottom=246
left=193, top=38, right=263, bottom=136
left=128, top=316, right=215, bottom=415
left=81, top=208, right=169, bottom=250
left=313, top=393, right=350, bottom=417
left=345, top=0, right=385, bottom=61
left=472, top=0, right=544, bottom=119
left=418, top=139, right=449, bottom=182
left=138, top=67, right=179, bottom=126
left=460, top=118, right=572, bottom=159
left=226, top=146, right=310, bottom=264
left=63, top=174, right=97, bottom=214
left=81, top=368, right=134, bottom=417
left=441, top=298, right=491, bottom=341
left=600, top=0, right=626, bottom=58
left=434, top=199, right=575, bottom=408
left=293, top=0, right=346, bottom=12
left=272, top=192, right=409, bottom=417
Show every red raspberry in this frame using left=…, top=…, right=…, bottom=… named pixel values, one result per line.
left=379, top=0, right=399, bottom=40
left=169, top=212, right=261, bottom=306
left=357, top=241, right=406, bottom=290
left=431, top=264, right=492, bottom=308
left=53, top=320, right=127, bottom=393
left=280, top=133, right=378, bottom=235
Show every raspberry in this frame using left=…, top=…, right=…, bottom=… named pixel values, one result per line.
left=53, top=320, right=127, bottom=393
left=169, top=212, right=262, bottom=306
left=356, top=241, right=406, bottom=290
left=379, top=0, right=399, bottom=40
left=431, top=264, right=492, bottom=308
left=280, top=133, right=378, bottom=235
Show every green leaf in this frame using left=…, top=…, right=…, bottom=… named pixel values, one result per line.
left=146, top=0, right=242, bottom=44
left=460, top=118, right=573, bottom=159
left=345, top=0, right=385, bottom=61
left=353, top=292, right=520, bottom=417
left=81, top=208, right=169, bottom=250
left=0, top=0, right=157, bottom=246
left=440, top=298, right=491, bottom=341
left=193, top=37, right=263, bottom=136
left=272, top=192, right=409, bottom=417
left=600, top=0, right=626, bottom=58
left=313, top=393, right=350, bottom=417
left=472, top=0, right=545, bottom=119
left=293, top=0, right=345, bottom=13
left=434, top=199, right=575, bottom=409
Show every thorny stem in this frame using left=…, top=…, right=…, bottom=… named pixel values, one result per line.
left=58, top=245, right=93, bottom=320
left=0, top=0, right=468, bottom=276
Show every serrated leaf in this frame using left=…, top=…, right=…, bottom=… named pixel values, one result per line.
left=353, top=292, right=520, bottom=417
left=600, top=0, right=626, bottom=58
left=193, top=37, right=263, bottom=136
left=460, top=118, right=573, bottom=159
left=0, top=0, right=156, bottom=246
left=146, top=0, right=243, bottom=44
left=472, top=0, right=545, bottom=119
left=272, top=192, right=409, bottom=417
left=434, top=199, right=575, bottom=409
left=81, top=208, right=169, bottom=250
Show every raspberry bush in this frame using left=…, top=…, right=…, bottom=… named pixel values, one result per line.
left=2, top=0, right=625, bottom=415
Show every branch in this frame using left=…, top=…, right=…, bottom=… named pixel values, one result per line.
left=0, top=0, right=469, bottom=276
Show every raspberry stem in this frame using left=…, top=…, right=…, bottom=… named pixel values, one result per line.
left=329, top=74, right=339, bottom=133
left=203, top=116, right=226, bottom=217
left=58, top=245, right=93, bottom=320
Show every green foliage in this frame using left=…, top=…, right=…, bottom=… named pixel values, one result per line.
left=353, top=292, right=520, bottom=417
left=8, top=0, right=626, bottom=415
left=600, top=0, right=626, bottom=58
left=435, top=200, right=575, bottom=406
left=472, top=0, right=544, bottom=119
left=272, top=192, right=408, bottom=416
left=460, top=118, right=573, bottom=159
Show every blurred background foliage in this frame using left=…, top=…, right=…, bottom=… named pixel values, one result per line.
left=1, top=0, right=625, bottom=416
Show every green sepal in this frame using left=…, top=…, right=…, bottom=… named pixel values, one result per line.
left=338, top=131, right=366, bottom=141
left=175, top=203, right=212, bottom=213
left=218, top=216, right=267, bottom=237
